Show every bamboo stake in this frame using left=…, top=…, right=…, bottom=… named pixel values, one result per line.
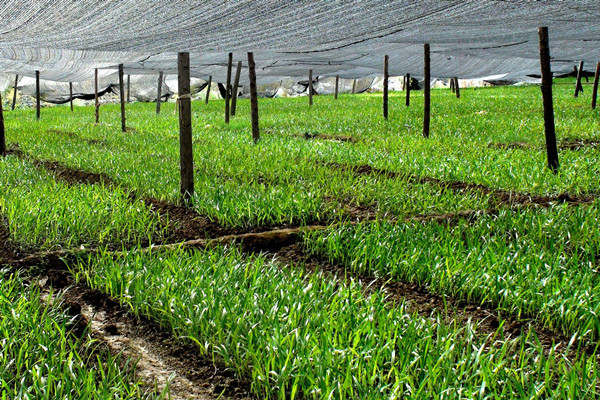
left=126, top=74, right=131, bottom=103
left=94, top=68, right=99, bottom=123
left=423, top=44, right=431, bottom=138
left=351, top=79, right=356, bottom=94
left=178, top=52, right=194, bottom=204
left=308, top=69, right=314, bottom=106
left=118, top=64, right=126, bottom=133
left=575, top=61, right=584, bottom=97
left=450, top=77, right=455, bottom=93
left=592, top=62, right=600, bottom=110
left=334, top=75, right=339, bottom=99
left=383, top=55, right=389, bottom=119
left=248, top=52, right=260, bottom=143
left=231, top=61, right=242, bottom=116
left=225, top=52, right=232, bottom=123
left=538, top=27, right=559, bottom=173
left=11, top=75, right=18, bottom=110
left=69, top=82, right=73, bottom=112
left=36, top=71, right=40, bottom=120
left=405, top=73, right=411, bottom=107
left=454, top=77, right=461, bottom=99
left=156, top=71, right=163, bottom=115
left=205, top=75, right=212, bottom=104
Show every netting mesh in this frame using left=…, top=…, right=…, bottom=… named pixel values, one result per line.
left=0, top=1, right=597, bottom=99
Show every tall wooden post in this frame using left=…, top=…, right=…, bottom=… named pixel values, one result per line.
left=205, top=75, right=212, bottom=104
left=575, top=61, right=584, bottom=97
left=156, top=71, right=164, bottom=115
left=454, top=77, right=461, bottom=99
left=334, top=75, right=339, bottom=99
left=450, top=77, right=455, bottom=93
left=178, top=52, right=194, bottom=204
left=405, top=74, right=411, bottom=107
left=383, top=55, right=389, bottom=119
left=0, top=92, right=5, bottom=157
left=225, top=52, right=233, bottom=124
left=69, top=82, right=74, bottom=112
left=11, top=75, right=18, bottom=110
left=538, top=27, right=559, bottom=174
left=592, top=62, right=600, bottom=110
left=94, top=68, right=99, bottom=123
left=423, top=44, right=431, bottom=138
left=351, top=79, right=356, bottom=94
left=231, top=61, right=242, bottom=116
left=248, top=52, right=260, bottom=143
left=119, top=64, right=126, bottom=132
left=36, top=71, right=40, bottom=120
left=308, top=69, right=314, bottom=106
left=126, top=74, right=131, bottom=103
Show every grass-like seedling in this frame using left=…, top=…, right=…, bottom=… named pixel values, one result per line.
left=0, top=272, right=162, bottom=399
left=0, top=155, right=165, bottom=250
left=76, top=246, right=598, bottom=399
left=304, top=202, right=600, bottom=340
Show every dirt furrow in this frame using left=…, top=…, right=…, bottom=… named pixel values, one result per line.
left=34, top=269, right=253, bottom=400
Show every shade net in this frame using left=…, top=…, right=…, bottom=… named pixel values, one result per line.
left=0, top=1, right=598, bottom=99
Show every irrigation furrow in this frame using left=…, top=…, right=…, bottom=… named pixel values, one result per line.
left=34, top=270, right=252, bottom=400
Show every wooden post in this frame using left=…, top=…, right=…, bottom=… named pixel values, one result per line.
left=248, top=52, right=260, bottom=143
left=156, top=71, right=164, bottom=115
left=334, top=75, right=339, bottom=99
left=538, top=27, right=559, bottom=174
left=592, top=62, right=600, bottom=110
left=119, top=64, right=126, bottom=132
left=69, top=82, right=74, bottom=112
left=225, top=52, right=233, bottom=123
left=454, top=77, right=461, bottom=99
left=178, top=52, right=194, bottom=204
left=11, top=75, right=18, bottom=110
left=575, top=61, right=584, bottom=97
left=308, top=69, right=314, bottom=106
left=351, top=79, right=356, bottom=94
left=0, top=91, right=5, bottom=157
left=231, top=61, right=242, bottom=116
left=405, top=73, right=411, bottom=107
left=94, top=68, right=99, bottom=123
left=423, top=44, right=431, bottom=138
left=383, top=55, right=389, bottom=119
left=205, top=75, right=212, bottom=104
left=126, top=74, right=131, bottom=103
left=36, top=71, right=40, bottom=120
left=450, top=77, right=455, bottom=93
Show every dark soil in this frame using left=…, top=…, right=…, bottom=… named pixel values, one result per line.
left=488, top=141, right=532, bottom=150
left=0, top=218, right=21, bottom=263
left=48, top=129, right=107, bottom=147
left=37, top=269, right=252, bottom=400
left=301, top=132, right=359, bottom=143
left=560, top=138, right=600, bottom=151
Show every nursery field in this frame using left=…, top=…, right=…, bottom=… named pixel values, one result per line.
left=2, top=81, right=600, bottom=399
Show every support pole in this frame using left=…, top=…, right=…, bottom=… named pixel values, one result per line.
left=36, top=71, right=40, bottom=120
left=538, top=27, right=559, bottom=174
left=592, top=62, right=600, bottom=110
left=308, top=69, right=314, bottom=106
left=405, top=74, right=411, bottom=107
left=119, top=64, right=126, bottom=133
left=454, top=77, right=461, bottom=99
left=156, top=71, right=164, bottom=115
left=383, top=55, right=389, bottom=119
left=94, top=68, right=99, bottom=123
left=178, top=52, right=194, bottom=204
left=225, top=52, right=232, bottom=124
left=12, top=75, right=18, bottom=110
left=423, top=44, right=431, bottom=138
left=126, top=74, right=131, bottom=103
left=351, top=79, right=356, bottom=94
left=205, top=75, right=212, bottom=104
left=0, top=91, right=5, bottom=157
left=450, top=77, right=455, bottom=93
left=575, top=61, right=584, bottom=97
left=69, top=82, right=74, bottom=112
left=334, top=75, right=339, bottom=100
left=231, top=61, right=242, bottom=116
left=248, top=52, right=260, bottom=143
